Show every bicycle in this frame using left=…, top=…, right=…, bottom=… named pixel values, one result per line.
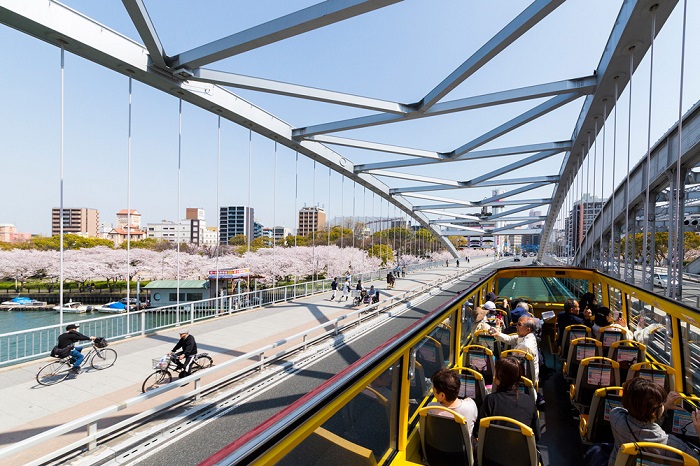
left=36, top=338, right=117, bottom=386
left=141, top=353, right=214, bottom=393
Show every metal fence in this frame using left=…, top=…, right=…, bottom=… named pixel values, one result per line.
left=0, top=261, right=441, bottom=366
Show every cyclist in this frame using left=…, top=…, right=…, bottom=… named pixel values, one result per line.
left=57, top=323, right=95, bottom=375
left=169, top=328, right=197, bottom=377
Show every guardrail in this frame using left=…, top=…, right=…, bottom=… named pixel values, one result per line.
left=0, top=264, right=479, bottom=465
left=0, top=261, right=444, bottom=367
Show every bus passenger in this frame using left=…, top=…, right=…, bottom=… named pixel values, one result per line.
left=490, top=316, right=539, bottom=382
left=608, top=377, right=700, bottom=465
left=592, top=306, right=633, bottom=340
left=556, top=298, right=594, bottom=348
left=428, top=368, right=478, bottom=437
left=476, top=356, right=540, bottom=441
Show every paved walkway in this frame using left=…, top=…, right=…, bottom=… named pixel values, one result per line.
left=0, top=258, right=492, bottom=464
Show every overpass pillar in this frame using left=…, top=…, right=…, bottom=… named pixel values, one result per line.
left=624, top=206, right=638, bottom=285
left=667, top=168, right=687, bottom=299
left=641, top=192, right=658, bottom=291
left=611, top=220, right=622, bottom=279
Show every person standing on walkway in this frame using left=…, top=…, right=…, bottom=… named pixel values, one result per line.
left=56, top=324, right=95, bottom=375
left=340, top=279, right=350, bottom=302
left=330, top=277, right=338, bottom=301
left=401, top=265, right=406, bottom=277
left=456, top=259, right=460, bottom=267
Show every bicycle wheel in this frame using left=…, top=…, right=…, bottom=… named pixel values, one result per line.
left=91, top=348, right=117, bottom=370
left=192, top=355, right=213, bottom=372
left=142, top=370, right=172, bottom=393
left=36, top=360, right=72, bottom=386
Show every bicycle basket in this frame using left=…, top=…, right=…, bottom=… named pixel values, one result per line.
left=152, top=357, right=169, bottom=370
left=94, top=337, right=108, bottom=348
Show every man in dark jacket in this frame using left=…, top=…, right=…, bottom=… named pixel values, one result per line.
left=170, top=329, right=198, bottom=375
left=57, top=324, right=94, bottom=374
left=556, top=298, right=593, bottom=347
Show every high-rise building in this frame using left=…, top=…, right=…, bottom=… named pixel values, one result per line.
left=565, top=194, right=603, bottom=255
left=51, top=207, right=99, bottom=237
left=220, top=206, right=254, bottom=243
left=253, top=221, right=263, bottom=239
left=298, top=206, right=326, bottom=236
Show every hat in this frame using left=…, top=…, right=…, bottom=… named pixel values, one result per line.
left=511, top=306, right=529, bottom=320
left=485, top=292, right=497, bottom=302
left=66, top=324, right=79, bottom=330
left=482, top=301, right=496, bottom=311
left=178, top=328, right=189, bottom=335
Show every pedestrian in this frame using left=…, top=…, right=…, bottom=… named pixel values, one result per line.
left=456, top=259, right=460, bottom=267
left=356, top=279, right=363, bottom=291
left=401, top=265, right=406, bottom=278
left=330, top=277, right=338, bottom=301
left=340, top=279, right=350, bottom=302
left=467, top=256, right=470, bottom=263
left=446, top=259, right=449, bottom=267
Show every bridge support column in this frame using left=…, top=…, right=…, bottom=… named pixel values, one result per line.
left=667, top=168, right=687, bottom=299
left=624, top=207, right=638, bottom=285
left=611, top=220, right=622, bottom=278
left=641, top=192, right=658, bottom=291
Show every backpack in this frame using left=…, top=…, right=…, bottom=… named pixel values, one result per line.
left=51, top=345, right=72, bottom=358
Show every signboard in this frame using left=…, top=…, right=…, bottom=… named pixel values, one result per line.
left=208, top=268, right=250, bottom=279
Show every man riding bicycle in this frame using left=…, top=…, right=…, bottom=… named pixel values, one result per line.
left=169, top=328, right=197, bottom=377
left=56, top=323, right=95, bottom=375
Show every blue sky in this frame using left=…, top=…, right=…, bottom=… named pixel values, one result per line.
left=1, top=1, right=698, bottom=236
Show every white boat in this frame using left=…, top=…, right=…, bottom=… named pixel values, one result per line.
left=53, top=301, right=94, bottom=313
left=96, top=301, right=128, bottom=314
left=0, top=296, right=49, bottom=310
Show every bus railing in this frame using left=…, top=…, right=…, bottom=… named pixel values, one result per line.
left=0, top=261, right=445, bottom=367
left=0, top=266, right=472, bottom=464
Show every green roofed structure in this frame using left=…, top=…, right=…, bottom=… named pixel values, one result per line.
left=143, top=280, right=210, bottom=307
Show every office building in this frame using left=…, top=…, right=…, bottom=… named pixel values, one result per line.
left=298, top=206, right=326, bottom=236
left=146, top=208, right=217, bottom=246
left=220, top=206, right=254, bottom=243
left=51, top=207, right=99, bottom=237
left=565, top=194, right=603, bottom=255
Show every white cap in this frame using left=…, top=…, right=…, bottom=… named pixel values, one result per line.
left=483, top=301, right=496, bottom=311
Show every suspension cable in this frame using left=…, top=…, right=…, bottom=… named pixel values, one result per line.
left=641, top=5, right=657, bottom=284
left=59, top=44, right=65, bottom=325
left=624, top=49, right=635, bottom=280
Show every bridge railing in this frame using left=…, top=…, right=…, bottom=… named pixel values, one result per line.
left=0, top=261, right=442, bottom=367
left=0, top=262, right=480, bottom=464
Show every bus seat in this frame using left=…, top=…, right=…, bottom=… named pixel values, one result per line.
left=607, top=340, right=646, bottom=381
left=418, top=406, right=474, bottom=466
left=564, top=337, right=602, bottom=383
left=578, top=386, right=623, bottom=445
left=659, top=394, right=700, bottom=447
left=461, top=345, right=496, bottom=387
left=501, top=349, right=537, bottom=390
left=433, top=324, right=452, bottom=353
left=276, top=426, right=378, bottom=466
left=410, top=361, right=430, bottom=406
left=613, top=442, right=699, bottom=466
left=473, top=330, right=501, bottom=356
left=451, top=366, right=488, bottom=410
left=416, top=336, right=446, bottom=380
left=517, top=376, right=537, bottom=402
left=569, top=357, right=620, bottom=414
left=559, top=324, right=591, bottom=361
left=477, top=416, right=539, bottom=466
left=625, top=362, right=676, bottom=393
left=597, top=326, right=626, bottom=354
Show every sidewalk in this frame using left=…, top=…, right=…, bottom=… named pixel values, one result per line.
left=0, top=259, right=490, bottom=464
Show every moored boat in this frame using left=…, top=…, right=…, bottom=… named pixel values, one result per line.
left=52, top=301, right=93, bottom=313
left=0, top=296, right=49, bottom=310
left=96, top=301, right=127, bottom=313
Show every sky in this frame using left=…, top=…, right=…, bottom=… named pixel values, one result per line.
left=1, top=1, right=698, bottom=237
